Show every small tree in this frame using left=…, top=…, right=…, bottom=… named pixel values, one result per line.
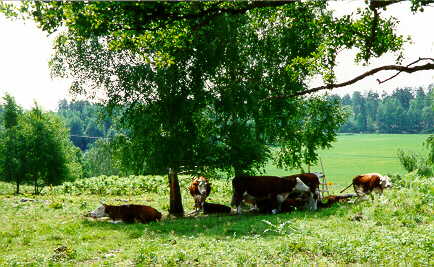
left=0, top=93, right=26, bottom=194
left=83, top=138, right=120, bottom=178
left=0, top=95, right=80, bottom=194
left=25, top=103, right=72, bottom=194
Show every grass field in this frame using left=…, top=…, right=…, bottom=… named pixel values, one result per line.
left=1, top=134, right=434, bottom=266
left=264, top=134, right=429, bottom=189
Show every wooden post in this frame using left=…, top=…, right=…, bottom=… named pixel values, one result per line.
left=51, top=184, right=54, bottom=203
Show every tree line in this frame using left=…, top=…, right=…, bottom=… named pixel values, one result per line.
left=335, top=85, right=434, bottom=134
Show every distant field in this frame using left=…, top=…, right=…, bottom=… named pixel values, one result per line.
left=264, top=134, right=430, bottom=187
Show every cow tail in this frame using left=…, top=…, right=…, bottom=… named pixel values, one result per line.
left=340, top=183, right=353, bottom=194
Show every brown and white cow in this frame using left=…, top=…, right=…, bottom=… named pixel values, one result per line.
left=340, top=173, right=392, bottom=204
left=231, top=176, right=310, bottom=214
left=90, top=202, right=162, bottom=224
left=190, top=176, right=211, bottom=213
left=282, top=172, right=323, bottom=211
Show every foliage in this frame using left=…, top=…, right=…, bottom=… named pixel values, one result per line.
left=338, top=85, right=434, bottom=134
left=57, top=99, right=109, bottom=151
left=82, top=138, right=121, bottom=178
left=0, top=1, right=420, bottom=214
left=398, top=148, right=433, bottom=177
left=0, top=94, right=81, bottom=194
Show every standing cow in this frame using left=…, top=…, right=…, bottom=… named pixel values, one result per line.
left=231, top=176, right=310, bottom=214
left=190, top=176, right=211, bottom=213
left=282, top=172, right=322, bottom=210
left=90, top=202, right=162, bottom=224
left=340, top=173, right=392, bottom=204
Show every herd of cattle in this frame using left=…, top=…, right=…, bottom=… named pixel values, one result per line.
left=90, top=172, right=392, bottom=224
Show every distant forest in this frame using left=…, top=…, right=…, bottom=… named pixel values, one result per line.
left=331, top=84, right=434, bottom=134
left=54, top=84, right=434, bottom=153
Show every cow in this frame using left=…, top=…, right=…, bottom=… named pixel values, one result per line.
left=202, top=202, right=232, bottom=214
left=90, top=202, right=162, bottom=224
left=317, top=193, right=357, bottom=208
left=282, top=172, right=323, bottom=211
left=340, top=173, right=392, bottom=204
left=189, top=176, right=211, bottom=214
left=231, top=175, right=310, bottom=214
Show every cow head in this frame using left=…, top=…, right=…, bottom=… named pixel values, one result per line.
left=194, top=177, right=210, bottom=196
left=90, top=201, right=108, bottom=218
left=380, top=175, right=392, bottom=189
left=293, top=177, right=310, bottom=192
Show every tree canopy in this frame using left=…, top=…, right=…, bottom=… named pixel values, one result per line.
left=2, top=1, right=433, bottom=213
left=0, top=94, right=80, bottom=194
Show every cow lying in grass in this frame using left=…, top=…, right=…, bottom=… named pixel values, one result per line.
left=317, top=193, right=357, bottom=208
left=202, top=202, right=231, bottom=214
left=90, top=202, right=162, bottom=224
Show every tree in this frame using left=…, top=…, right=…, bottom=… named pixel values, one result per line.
left=0, top=93, right=26, bottom=194
left=2, top=1, right=432, bottom=213
left=0, top=94, right=80, bottom=194
left=83, top=138, right=120, bottom=178
left=25, top=103, right=71, bottom=193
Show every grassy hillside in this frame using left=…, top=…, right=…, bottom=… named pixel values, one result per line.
left=264, top=134, right=429, bottom=188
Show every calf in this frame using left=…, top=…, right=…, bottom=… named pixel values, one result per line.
left=189, top=176, right=211, bottom=213
left=317, top=193, right=357, bottom=208
left=340, top=173, right=392, bottom=204
left=231, top=176, right=310, bottom=214
left=203, top=202, right=231, bottom=214
left=255, top=197, right=305, bottom=214
left=90, top=202, right=162, bottom=224
left=282, top=172, right=322, bottom=210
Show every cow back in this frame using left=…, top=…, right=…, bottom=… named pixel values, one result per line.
left=353, top=174, right=381, bottom=193
left=233, top=176, right=295, bottom=199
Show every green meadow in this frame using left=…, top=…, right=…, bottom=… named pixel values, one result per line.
left=1, top=134, right=434, bottom=266
left=264, top=134, right=429, bottom=187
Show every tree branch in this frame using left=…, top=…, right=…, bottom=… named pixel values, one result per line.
left=261, top=58, right=434, bottom=101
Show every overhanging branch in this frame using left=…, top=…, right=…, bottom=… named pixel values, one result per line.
left=260, top=58, right=434, bottom=101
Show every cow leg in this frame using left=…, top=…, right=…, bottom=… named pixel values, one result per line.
left=231, top=192, right=244, bottom=214
left=271, top=195, right=279, bottom=214
left=277, top=193, right=289, bottom=213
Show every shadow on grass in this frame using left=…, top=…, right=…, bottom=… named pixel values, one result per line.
left=81, top=202, right=352, bottom=239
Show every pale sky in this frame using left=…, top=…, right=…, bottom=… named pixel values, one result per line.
left=0, top=1, right=433, bottom=111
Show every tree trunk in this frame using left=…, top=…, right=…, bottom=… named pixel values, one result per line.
left=168, top=168, right=184, bottom=216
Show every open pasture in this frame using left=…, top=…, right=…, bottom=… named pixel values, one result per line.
left=264, top=134, right=429, bottom=188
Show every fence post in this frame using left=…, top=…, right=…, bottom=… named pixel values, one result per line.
left=51, top=184, right=54, bottom=203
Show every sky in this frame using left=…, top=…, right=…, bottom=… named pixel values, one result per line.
left=0, top=1, right=433, bottom=111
